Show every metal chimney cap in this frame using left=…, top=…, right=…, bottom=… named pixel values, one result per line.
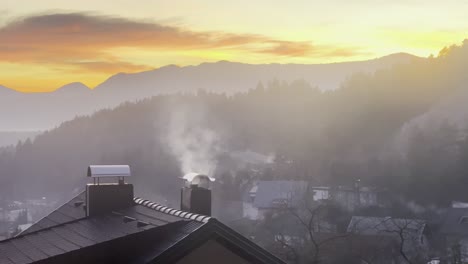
left=182, top=173, right=215, bottom=182
left=182, top=173, right=215, bottom=189
left=88, top=165, right=131, bottom=177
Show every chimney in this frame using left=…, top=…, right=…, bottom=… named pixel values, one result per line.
left=180, top=173, right=214, bottom=216
left=86, top=165, right=134, bottom=216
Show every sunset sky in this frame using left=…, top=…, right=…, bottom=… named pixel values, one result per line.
left=1, top=0, right=467, bottom=92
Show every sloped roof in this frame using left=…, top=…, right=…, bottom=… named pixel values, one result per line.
left=253, top=181, right=308, bottom=208
left=0, top=192, right=285, bottom=264
left=438, top=208, right=468, bottom=236
left=347, top=216, right=426, bottom=238
left=20, top=192, right=87, bottom=235
left=145, top=218, right=286, bottom=264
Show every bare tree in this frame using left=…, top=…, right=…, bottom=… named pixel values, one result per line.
left=255, top=186, right=350, bottom=264
left=347, top=216, right=429, bottom=264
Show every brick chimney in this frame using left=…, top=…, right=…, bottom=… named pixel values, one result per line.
left=86, top=165, right=134, bottom=216
left=181, top=173, right=213, bottom=216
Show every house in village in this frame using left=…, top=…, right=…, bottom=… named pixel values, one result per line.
left=1, top=197, right=56, bottom=240
left=243, top=181, right=309, bottom=220
left=0, top=166, right=285, bottom=264
left=0, top=207, right=32, bottom=239
left=243, top=180, right=385, bottom=220
left=436, top=207, right=468, bottom=263
left=329, top=185, right=385, bottom=211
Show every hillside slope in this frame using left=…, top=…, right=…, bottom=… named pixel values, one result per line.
left=0, top=54, right=418, bottom=131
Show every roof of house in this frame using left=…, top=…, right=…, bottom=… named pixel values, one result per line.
left=347, top=216, right=426, bottom=238
left=253, top=181, right=309, bottom=209
left=438, top=208, right=468, bottom=236
left=0, top=192, right=285, bottom=264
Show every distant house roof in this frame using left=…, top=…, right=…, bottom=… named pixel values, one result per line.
left=438, top=208, right=468, bottom=236
left=0, top=192, right=285, bottom=264
left=330, top=186, right=379, bottom=193
left=347, top=216, right=426, bottom=238
left=253, top=181, right=309, bottom=209
left=16, top=224, right=32, bottom=233
left=452, top=201, right=468, bottom=209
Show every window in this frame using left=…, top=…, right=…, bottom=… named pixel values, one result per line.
left=459, top=216, right=468, bottom=224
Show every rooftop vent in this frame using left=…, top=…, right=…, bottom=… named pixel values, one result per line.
left=86, top=165, right=134, bottom=217
left=74, top=201, right=84, bottom=207
left=123, top=216, right=136, bottom=223
left=137, top=221, right=149, bottom=228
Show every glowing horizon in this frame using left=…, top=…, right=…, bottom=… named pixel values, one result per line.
left=1, top=1, right=467, bottom=92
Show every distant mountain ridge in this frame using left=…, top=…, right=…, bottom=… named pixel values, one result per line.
left=4, top=53, right=418, bottom=94
left=0, top=85, right=17, bottom=95
left=94, top=53, right=419, bottom=97
left=54, top=82, right=90, bottom=94
left=0, top=53, right=419, bottom=131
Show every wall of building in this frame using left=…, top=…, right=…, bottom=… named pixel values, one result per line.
left=176, top=239, right=250, bottom=264
left=243, top=202, right=259, bottom=220
left=311, top=188, right=329, bottom=201
left=332, top=189, right=379, bottom=211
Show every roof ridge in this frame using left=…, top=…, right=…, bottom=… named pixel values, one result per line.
left=133, top=197, right=211, bottom=223
left=152, top=218, right=286, bottom=263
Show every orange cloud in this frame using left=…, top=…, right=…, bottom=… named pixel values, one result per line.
left=0, top=12, right=367, bottom=91
left=69, top=61, right=152, bottom=74
left=259, top=41, right=314, bottom=57
left=0, top=13, right=263, bottom=62
left=0, top=13, right=363, bottom=63
left=257, top=41, right=366, bottom=58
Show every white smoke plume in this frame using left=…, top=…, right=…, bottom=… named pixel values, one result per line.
left=163, top=103, right=222, bottom=176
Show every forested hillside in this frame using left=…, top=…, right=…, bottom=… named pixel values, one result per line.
left=1, top=41, right=468, bottom=208
left=0, top=54, right=413, bottom=131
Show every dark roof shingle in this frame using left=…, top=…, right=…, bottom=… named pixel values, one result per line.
left=1, top=190, right=285, bottom=264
